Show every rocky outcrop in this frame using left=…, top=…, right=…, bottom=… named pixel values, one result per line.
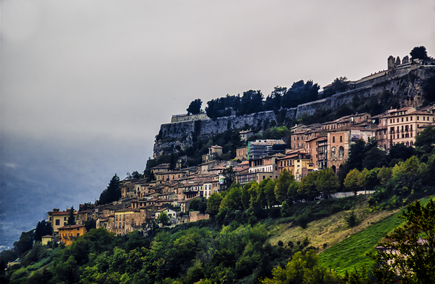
left=153, top=64, right=435, bottom=158
left=153, top=111, right=277, bottom=158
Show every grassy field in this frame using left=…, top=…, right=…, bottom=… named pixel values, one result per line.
left=318, top=196, right=433, bottom=275
left=266, top=196, right=398, bottom=251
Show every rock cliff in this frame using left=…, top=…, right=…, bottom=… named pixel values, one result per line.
left=153, top=64, right=435, bottom=158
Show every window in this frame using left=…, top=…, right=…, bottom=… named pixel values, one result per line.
left=331, top=147, right=336, bottom=159
left=333, top=136, right=335, bottom=143
left=406, top=117, right=408, bottom=121
left=340, top=136, right=342, bottom=142
left=402, top=118, right=404, bottom=122
left=423, top=117, right=425, bottom=121
left=64, top=217, right=67, bottom=221
left=417, top=116, right=419, bottom=120
left=56, top=219, right=60, bottom=226
left=339, top=146, right=344, bottom=158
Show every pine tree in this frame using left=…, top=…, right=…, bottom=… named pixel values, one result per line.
left=67, top=206, right=76, bottom=225
left=99, top=174, right=121, bottom=205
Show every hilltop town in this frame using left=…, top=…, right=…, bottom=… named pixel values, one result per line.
left=3, top=47, right=435, bottom=284
left=42, top=50, right=435, bottom=243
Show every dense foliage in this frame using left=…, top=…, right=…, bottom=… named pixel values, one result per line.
left=98, top=174, right=121, bottom=205
left=410, top=46, right=428, bottom=61
left=186, top=99, right=202, bottom=115
left=204, top=80, right=320, bottom=119
left=371, top=198, right=435, bottom=283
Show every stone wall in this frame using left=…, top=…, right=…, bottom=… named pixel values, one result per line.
left=189, top=211, right=210, bottom=222
left=153, top=65, right=435, bottom=158
left=171, top=113, right=210, bottom=123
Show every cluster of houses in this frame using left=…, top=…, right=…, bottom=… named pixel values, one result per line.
left=46, top=105, right=435, bottom=245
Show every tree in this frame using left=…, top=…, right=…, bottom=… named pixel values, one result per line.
left=323, top=77, right=349, bottom=97
left=377, top=166, right=392, bottom=186
left=315, top=168, right=339, bottom=199
left=34, top=220, right=53, bottom=242
left=281, top=80, right=320, bottom=108
left=187, top=98, right=202, bottom=115
left=363, top=146, right=388, bottom=170
left=219, top=186, right=243, bottom=211
left=298, top=171, right=320, bottom=201
left=344, top=169, right=363, bottom=195
left=263, top=178, right=277, bottom=208
left=67, top=206, right=76, bottom=225
left=241, top=182, right=253, bottom=210
left=14, top=230, right=34, bottom=257
left=222, top=166, right=236, bottom=190
left=84, top=219, right=96, bottom=232
left=410, top=46, right=428, bottom=61
left=415, top=126, right=435, bottom=155
left=265, top=86, right=286, bottom=112
left=189, top=197, right=207, bottom=214
left=52, top=255, right=80, bottom=284
left=99, top=174, right=121, bottom=205
left=389, top=143, right=416, bottom=162
left=281, top=201, right=290, bottom=217
left=372, top=198, right=435, bottom=283
left=206, top=192, right=223, bottom=216
left=259, top=250, right=341, bottom=284
left=156, top=211, right=170, bottom=226
left=363, top=168, right=380, bottom=192
left=347, top=139, right=366, bottom=171
left=274, top=169, right=295, bottom=202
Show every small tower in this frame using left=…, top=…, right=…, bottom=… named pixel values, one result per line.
left=395, top=56, right=401, bottom=66
left=388, top=55, right=395, bottom=70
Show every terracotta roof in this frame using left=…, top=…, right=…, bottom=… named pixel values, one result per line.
left=58, top=225, right=85, bottom=230
left=48, top=211, right=77, bottom=216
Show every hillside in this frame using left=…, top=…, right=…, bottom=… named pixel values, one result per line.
left=3, top=48, right=435, bottom=284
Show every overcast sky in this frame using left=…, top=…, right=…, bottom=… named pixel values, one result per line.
left=0, top=0, right=434, bottom=247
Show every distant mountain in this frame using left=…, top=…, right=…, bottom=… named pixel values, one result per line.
left=0, top=132, right=148, bottom=250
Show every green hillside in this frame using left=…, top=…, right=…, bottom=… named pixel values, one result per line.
left=319, top=196, right=433, bottom=275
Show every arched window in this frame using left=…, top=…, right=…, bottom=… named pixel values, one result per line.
left=331, top=147, right=336, bottom=159
left=339, top=146, right=344, bottom=158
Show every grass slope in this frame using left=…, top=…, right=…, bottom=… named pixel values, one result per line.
left=319, top=197, right=433, bottom=275
left=266, top=196, right=398, bottom=251
left=319, top=210, right=404, bottom=275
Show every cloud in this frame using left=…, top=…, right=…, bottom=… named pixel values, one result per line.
left=4, top=163, right=18, bottom=169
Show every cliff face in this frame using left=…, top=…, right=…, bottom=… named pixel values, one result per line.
left=153, top=111, right=277, bottom=158
left=153, top=65, right=435, bottom=158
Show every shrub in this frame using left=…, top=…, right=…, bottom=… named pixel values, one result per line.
left=344, top=211, right=359, bottom=228
left=296, top=214, right=310, bottom=229
left=248, top=216, right=258, bottom=226
left=302, top=237, right=310, bottom=247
